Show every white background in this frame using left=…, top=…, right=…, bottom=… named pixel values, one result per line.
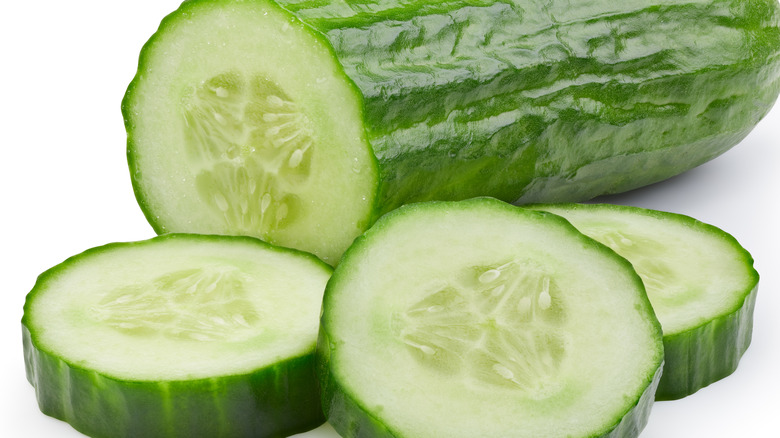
left=1, top=1, right=778, bottom=437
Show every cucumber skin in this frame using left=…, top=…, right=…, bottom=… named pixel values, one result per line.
left=21, top=234, right=327, bottom=438
left=316, top=329, right=396, bottom=438
left=656, top=283, right=758, bottom=400
left=316, top=198, right=664, bottom=438
left=23, top=326, right=323, bottom=438
left=280, top=0, right=780, bottom=213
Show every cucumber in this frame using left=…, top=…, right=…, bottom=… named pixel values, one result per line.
left=22, top=234, right=330, bottom=438
left=318, top=198, right=664, bottom=438
left=124, top=0, right=780, bottom=263
left=529, top=203, right=758, bottom=400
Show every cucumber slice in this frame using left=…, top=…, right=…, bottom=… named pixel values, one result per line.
left=123, top=0, right=378, bottom=264
left=22, top=234, right=331, bottom=438
left=319, top=198, right=664, bottom=438
left=529, top=203, right=759, bottom=400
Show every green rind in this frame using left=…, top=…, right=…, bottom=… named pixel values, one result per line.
left=22, top=234, right=329, bottom=438
left=318, top=198, right=664, bottom=438
left=657, top=283, right=757, bottom=400
left=122, top=0, right=382, bottom=264
left=527, top=203, right=759, bottom=400
left=123, top=5, right=190, bottom=238
left=23, top=325, right=323, bottom=438
left=601, top=365, right=662, bottom=438
left=316, top=328, right=398, bottom=438
left=280, top=0, right=780, bottom=212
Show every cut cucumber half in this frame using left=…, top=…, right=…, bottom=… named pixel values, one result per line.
left=319, top=198, right=663, bottom=438
left=529, top=203, right=759, bottom=400
left=123, top=0, right=378, bottom=264
left=125, top=0, right=780, bottom=265
left=22, top=234, right=331, bottom=438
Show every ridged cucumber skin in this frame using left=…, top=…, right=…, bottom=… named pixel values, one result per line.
left=656, top=283, right=758, bottom=401
left=21, top=234, right=327, bottom=438
left=23, top=326, right=323, bottom=438
left=527, top=203, right=759, bottom=400
left=279, top=0, right=780, bottom=212
left=316, top=198, right=664, bottom=438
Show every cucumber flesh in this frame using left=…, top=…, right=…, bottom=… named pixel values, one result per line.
left=22, top=234, right=331, bottom=438
left=529, top=203, right=759, bottom=400
left=124, top=0, right=378, bottom=264
left=319, top=198, right=663, bottom=438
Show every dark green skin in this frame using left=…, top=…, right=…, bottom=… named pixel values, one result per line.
left=23, top=328, right=323, bottom=438
left=279, top=0, right=780, bottom=213
left=657, top=284, right=757, bottom=400
left=22, top=234, right=326, bottom=438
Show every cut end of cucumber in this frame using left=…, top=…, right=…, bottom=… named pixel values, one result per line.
left=124, top=0, right=379, bottom=264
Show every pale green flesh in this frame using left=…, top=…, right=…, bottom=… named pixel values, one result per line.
left=91, top=266, right=262, bottom=343
left=395, top=258, right=567, bottom=395
left=326, top=200, right=662, bottom=438
left=533, top=204, right=755, bottom=335
left=126, top=0, right=377, bottom=264
left=27, top=236, right=330, bottom=380
left=183, top=72, right=316, bottom=236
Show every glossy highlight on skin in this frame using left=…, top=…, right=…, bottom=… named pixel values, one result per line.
left=281, top=0, right=780, bottom=210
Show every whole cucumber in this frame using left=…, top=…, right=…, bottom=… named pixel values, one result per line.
left=280, top=0, right=780, bottom=211
left=125, top=0, right=780, bottom=262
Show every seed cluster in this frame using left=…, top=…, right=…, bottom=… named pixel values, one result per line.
left=396, top=259, right=568, bottom=396
left=182, top=72, right=314, bottom=237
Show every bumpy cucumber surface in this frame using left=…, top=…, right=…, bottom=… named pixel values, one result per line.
left=280, top=0, right=780, bottom=211
left=530, top=203, right=758, bottom=400
left=318, top=198, right=663, bottom=438
left=280, top=0, right=780, bottom=210
left=22, top=234, right=330, bottom=438
left=126, top=0, right=780, bottom=263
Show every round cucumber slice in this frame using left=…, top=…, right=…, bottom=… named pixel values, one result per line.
left=528, top=203, right=759, bottom=400
left=22, top=234, right=331, bottom=438
left=123, top=0, right=378, bottom=264
left=319, top=198, right=663, bottom=438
